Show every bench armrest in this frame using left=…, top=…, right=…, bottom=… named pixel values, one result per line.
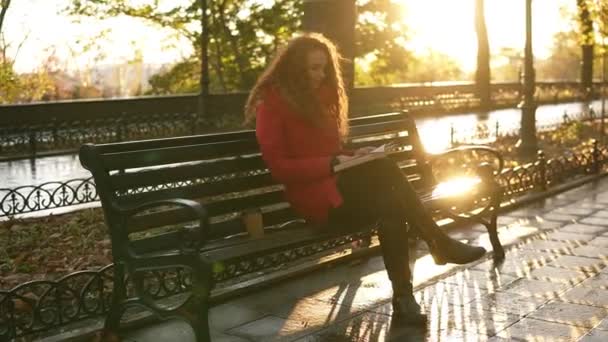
left=428, top=145, right=504, bottom=177
left=114, top=198, right=209, bottom=254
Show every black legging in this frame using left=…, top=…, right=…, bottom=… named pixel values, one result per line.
left=328, top=157, right=432, bottom=292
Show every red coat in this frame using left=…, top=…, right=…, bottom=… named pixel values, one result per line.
left=256, top=88, right=347, bottom=224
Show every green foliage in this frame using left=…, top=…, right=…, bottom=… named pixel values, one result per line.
left=66, top=0, right=303, bottom=93
left=147, top=59, right=200, bottom=94
left=356, top=0, right=411, bottom=75
left=0, top=60, right=54, bottom=104
left=537, top=30, right=581, bottom=81
left=65, top=0, right=470, bottom=92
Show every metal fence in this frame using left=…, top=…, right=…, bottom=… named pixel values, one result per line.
left=1, top=81, right=604, bottom=160
left=1, top=141, right=607, bottom=340
left=0, top=110, right=599, bottom=219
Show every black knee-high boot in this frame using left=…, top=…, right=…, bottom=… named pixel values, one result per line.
left=375, top=158, right=487, bottom=265
left=377, top=219, right=427, bottom=325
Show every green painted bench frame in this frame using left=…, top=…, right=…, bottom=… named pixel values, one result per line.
left=79, top=111, right=504, bottom=342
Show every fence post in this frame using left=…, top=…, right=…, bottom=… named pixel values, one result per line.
left=592, top=139, right=600, bottom=174
left=29, top=130, right=37, bottom=158
left=537, top=150, right=547, bottom=191
left=116, top=115, right=124, bottom=142
left=495, top=121, right=499, bottom=139
left=450, top=124, right=455, bottom=146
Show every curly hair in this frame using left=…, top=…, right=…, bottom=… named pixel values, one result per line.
left=244, top=32, right=349, bottom=139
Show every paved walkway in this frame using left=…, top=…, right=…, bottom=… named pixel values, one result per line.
left=125, top=178, right=608, bottom=342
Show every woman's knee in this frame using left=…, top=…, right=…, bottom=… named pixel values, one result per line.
left=370, top=158, right=403, bottom=179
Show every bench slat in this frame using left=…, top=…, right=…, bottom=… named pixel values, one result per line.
left=101, top=140, right=259, bottom=170
left=110, top=155, right=267, bottom=191
left=117, top=173, right=275, bottom=202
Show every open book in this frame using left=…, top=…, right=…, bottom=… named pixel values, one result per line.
left=333, top=142, right=401, bottom=172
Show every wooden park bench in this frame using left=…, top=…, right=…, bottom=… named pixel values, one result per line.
left=79, top=111, right=505, bottom=342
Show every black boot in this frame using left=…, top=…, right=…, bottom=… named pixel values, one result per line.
left=392, top=291, right=428, bottom=326
left=427, top=233, right=487, bottom=265
left=391, top=173, right=488, bottom=266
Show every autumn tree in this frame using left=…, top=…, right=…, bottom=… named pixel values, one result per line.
left=65, top=0, right=302, bottom=94
left=475, top=0, right=490, bottom=109
left=0, top=0, right=54, bottom=104
left=577, top=0, right=594, bottom=98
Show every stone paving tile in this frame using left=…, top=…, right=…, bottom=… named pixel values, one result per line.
left=559, top=223, right=608, bottom=235
left=443, top=305, right=520, bottom=336
left=299, top=308, right=496, bottom=342
left=579, top=329, right=608, bottom=342
left=528, top=265, right=591, bottom=285
left=225, top=258, right=390, bottom=316
left=528, top=300, right=608, bottom=328
left=271, top=297, right=365, bottom=330
left=496, top=216, right=520, bottom=227
left=226, top=314, right=326, bottom=342
left=500, top=278, right=572, bottom=299
left=590, top=237, right=608, bottom=247
left=505, top=247, right=560, bottom=266
left=546, top=255, right=606, bottom=273
left=292, top=310, right=407, bottom=342
left=592, top=210, right=608, bottom=218
left=540, top=213, right=579, bottom=223
left=209, top=302, right=268, bottom=332
left=475, top=225, right=540, bottom=249
left=439, top=269, right=519, bottom=293
left=307, top=275, right=394, bottom=312
left=506, top=208, right=548, bottom=218
left=527, top=219, right=566, bottom=231
left=578, top=273, right=608, bottom=289
left=495, top=317, right=588, bottom=341
left=571, top=245, right=608, bottom=260
left=124, top=320, right=199, bottom=342
left=416, top=281, right=491, bottom=308
left=467, top=291, right=549, bottom=317
left=518, top=238, right=583, bottom=254
left=211, top=331, right=251, bottom=342
left=578, top=202, right=608, bottom=210
left=544, top=231, right=596, bottom=243
left=560, top=286, right=608, bottom=308
left=547, top=207, right=596, bottom=216
left=472, top=256, right=534, bottom=277
left=580, top=217, right=608, bottom=227
left=596, top=318, right=608, bottom=330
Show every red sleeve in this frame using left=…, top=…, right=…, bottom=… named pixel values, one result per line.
left=256, top=101, right=333, bottom=184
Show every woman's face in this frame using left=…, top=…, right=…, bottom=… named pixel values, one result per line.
left=306, top=49, right=328, bottom=90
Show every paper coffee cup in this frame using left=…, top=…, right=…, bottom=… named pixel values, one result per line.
left=242, top=208, right=264, bottom=238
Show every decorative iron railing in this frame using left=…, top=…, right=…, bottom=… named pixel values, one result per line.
left=0, top=111, right=598, bottom=218
left=1, top=81, right=605, bottom=160
left=0, top=178, right=98, bottom=217
left=1, top=142, right=607, bottom=340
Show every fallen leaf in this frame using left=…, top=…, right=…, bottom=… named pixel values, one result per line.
left=13, top=298, right=33, bottom=313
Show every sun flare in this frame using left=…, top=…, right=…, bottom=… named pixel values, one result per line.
left=398, top=0, right=573, bottom=72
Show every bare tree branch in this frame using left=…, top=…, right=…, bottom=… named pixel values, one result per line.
left=11, top=29, right=30, bottom=66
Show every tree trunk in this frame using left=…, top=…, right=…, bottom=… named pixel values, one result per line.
left=0, top=0, right=12, bottom=35
left=303, top=0, right=356, bottom=92
left=578, top=0, right=594, bottom=99
left=475, top=0, right=491, bottom=110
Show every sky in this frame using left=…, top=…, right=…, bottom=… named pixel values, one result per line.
left=3, top=0, right=576, bottom=74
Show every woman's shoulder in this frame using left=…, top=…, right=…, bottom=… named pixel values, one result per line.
left=260, top=85, right=283, bottom=104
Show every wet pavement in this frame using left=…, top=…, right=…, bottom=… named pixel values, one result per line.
left=124, top=177, right=608, bottom=342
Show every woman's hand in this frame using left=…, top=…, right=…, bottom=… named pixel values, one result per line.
left=337, top=154, right=363, bottom=164
left=354, top=146, right=376, bottom=156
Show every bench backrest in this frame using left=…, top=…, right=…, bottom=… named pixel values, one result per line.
left=79, top=111, right=434, bottom=243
